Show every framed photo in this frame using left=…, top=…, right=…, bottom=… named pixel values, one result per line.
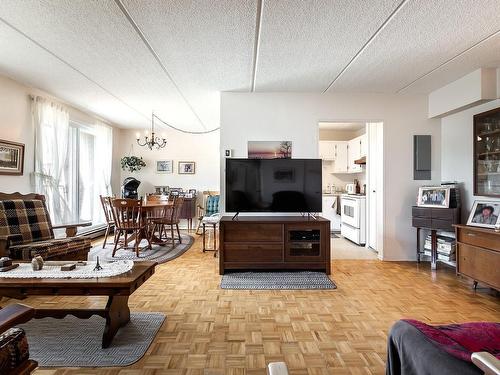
left=0, top=139, right=24, bottom=175
left=156, top=160, right=173, bottom=174
left=178, top=161, right=195, bottom=174
left=417, top=186, right=450, bottom=208
left=248, top=141, right=292, bottom=159
left=466, top=200, right=500, bottom=229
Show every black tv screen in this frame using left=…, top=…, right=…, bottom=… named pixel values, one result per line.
left=225, top=158, right=322, bottom=213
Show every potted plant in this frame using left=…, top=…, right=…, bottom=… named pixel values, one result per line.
left=120, top=156, right=146, bottom=172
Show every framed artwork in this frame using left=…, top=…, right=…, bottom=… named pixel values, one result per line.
left=0, top=139, right=24, bottom=175
left=248, top=141, right=292, bottom=159
left=156, top=160, right=173, bottom=174
left=417, top=186, right=450, bottom=208
left=466, top=200, right=500, bottom=229
left=178, top=161, right=195, bottom=174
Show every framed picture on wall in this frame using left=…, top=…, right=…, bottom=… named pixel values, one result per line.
left=466, top=200, right=500, bottom=229
left=156, top=160, right=173, bottom=174
left=0, top=139, right=25, bottom=175
left=178, top=161, right=195, bottom=174
left=417, top=186, right=450, bottom=208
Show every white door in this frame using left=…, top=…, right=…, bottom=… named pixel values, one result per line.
left=367, top=122, right=384, bottom=256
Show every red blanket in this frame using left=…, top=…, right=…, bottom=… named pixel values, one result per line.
left=403, top=319, right=500, bottom=362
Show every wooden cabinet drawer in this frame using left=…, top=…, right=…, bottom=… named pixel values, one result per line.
left=431, top=219, right=453, bottom=231
left=458, top=244, right=500, bottom=289
left=412, top=217, right=431, bottom=228
left=431, top=208, right=455, bottom=220
left=412, top=207, right=431, bottom=218
left=224, top=243, right=283, bottom=262
left=458, top=227, right=500, bottom=251
left=223, top=223, right=283, bottom=242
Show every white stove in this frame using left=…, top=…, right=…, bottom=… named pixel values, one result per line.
left=340, top=194, right=366, bottom=245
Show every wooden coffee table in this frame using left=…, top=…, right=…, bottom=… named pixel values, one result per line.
left=0, top=261, right=156, bottom=348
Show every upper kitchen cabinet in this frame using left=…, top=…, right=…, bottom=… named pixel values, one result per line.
left=319, top=141, right=335, bottom=160
left=332, top=141, right=349, bottom=173
left=348, top=134, right=367, bottom=173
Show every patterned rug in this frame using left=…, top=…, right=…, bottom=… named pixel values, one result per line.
left=88, top=234, right=194, bottom=264
left=220, top=271, right=337, bottom=290
left=19, top=313, right=165, bottom=367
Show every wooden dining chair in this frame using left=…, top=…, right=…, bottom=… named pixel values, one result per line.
left=146, top=197, right=173, bottom=242
left=109, top=198, right=151, bottom=257
left=99, top=195, right=115, bottom=249
left=148, top=197, right=184, bottom=246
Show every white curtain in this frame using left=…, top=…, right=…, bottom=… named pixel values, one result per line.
left=91, top=121, right=113, bottom=225
left=32, top=97, right=71, bottom=225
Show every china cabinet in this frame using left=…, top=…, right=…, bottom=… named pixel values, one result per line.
left=474, top=107, right=500, bottom=197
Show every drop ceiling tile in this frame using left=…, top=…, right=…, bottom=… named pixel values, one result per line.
left=330, top=0, right=500, bottom=93
left=255, top=0, right=403, bottom=92
left=401, top=33, right=500, bottom=94
left=0, top=0, right=203, bottom=130
left=0, top=22, right=146, bottom=128
left=121, top=0, right=258, bottom=128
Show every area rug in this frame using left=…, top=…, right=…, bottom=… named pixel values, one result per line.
left=220, top=271, right=337, bottom=290
left=18, top=312, right=165, bottom=367
left=88, top=234, right=194, bottom=264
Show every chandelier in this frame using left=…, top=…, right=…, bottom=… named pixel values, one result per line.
left=136, top=112, right=167, bottom=150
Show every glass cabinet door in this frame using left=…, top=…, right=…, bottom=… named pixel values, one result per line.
left=474, top=107, right=500, bottom=197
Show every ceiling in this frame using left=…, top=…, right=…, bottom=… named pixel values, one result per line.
left=0, top=0, right=499, bottom=130
left=318, top=122, right=365, bottom=131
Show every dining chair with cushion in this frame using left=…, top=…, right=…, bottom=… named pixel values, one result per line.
left=196, top=192, right=220, bottom=234
left=109, top=198, right=151, bottom=257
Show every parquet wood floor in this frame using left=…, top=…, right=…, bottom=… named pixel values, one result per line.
left=3, top=234, right=498, bottom=374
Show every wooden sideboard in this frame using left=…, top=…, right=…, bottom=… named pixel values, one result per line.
left=179, top=197, right=197, bottom=231
left=412, top=206, right=461, bottom=269
left=454, top=224, right=500, bottom=291
left=219, top=216, right=331, bottom=275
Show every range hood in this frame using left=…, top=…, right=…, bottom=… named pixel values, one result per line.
left=354, top=156, right=366, bottom=165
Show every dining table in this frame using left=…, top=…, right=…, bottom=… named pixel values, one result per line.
left=127, top=200, right=174, bottom=246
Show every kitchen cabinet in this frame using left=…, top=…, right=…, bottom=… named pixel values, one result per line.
left=360, top=133, right=367, bottom=158
left=319, top=141, right=335, bottom=160
left=332, top=141, right=349, bottom=173
left=348, top=137, right=362, bottom=173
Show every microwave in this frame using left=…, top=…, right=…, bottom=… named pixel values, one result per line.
left=346, top=183, right=356, bottom=194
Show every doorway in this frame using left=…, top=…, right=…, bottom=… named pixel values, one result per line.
left=317, top=121, right=384, bottom=260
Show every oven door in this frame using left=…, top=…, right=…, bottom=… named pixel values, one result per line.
left=341, top=197, right=359, bottom=228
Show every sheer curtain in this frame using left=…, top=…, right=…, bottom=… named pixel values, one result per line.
left=32, top=96, right=70, bottom=225
left=90, top=121, right=113, bottom=225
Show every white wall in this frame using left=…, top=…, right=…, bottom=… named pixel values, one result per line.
left=441, top=98, right=500, bottom=219
left=115, top=128, right=220, bottom=198
left=0, top=74, right=122, bottom=194
left=220, top=92, right=441, bottom=261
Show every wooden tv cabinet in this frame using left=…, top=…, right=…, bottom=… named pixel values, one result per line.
left=219, top=216, right=331, bottom=275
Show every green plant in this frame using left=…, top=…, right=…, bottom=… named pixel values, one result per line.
left=120, top=156, right=146, bottom=172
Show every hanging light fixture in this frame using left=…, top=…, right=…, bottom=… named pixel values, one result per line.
left=136, top=112, right=167, bottom=150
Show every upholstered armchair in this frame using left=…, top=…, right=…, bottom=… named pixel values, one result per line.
left=0, top=193, right=92, bottom=261
left=0, top=303, right=37, bottom=375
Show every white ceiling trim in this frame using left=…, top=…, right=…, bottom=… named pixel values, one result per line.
left=114, top=0, right=207, bottom=130
left=397, top=28, right=500, bottom=93
left=251, top=0, right=263, bottom=92
left=0, top=14, right=148, bottom=123
left=323, top=0, right=409, bottom=93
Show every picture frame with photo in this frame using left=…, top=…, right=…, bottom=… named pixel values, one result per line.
left=178, top=161, right=195, bottom=174
left=156, top=160, right=173, bottom=174
left=417, top=186, right=450, bottom=208
left=0, top=139, right=25, bottom=175
left=466, top=200, right=500, bottom=229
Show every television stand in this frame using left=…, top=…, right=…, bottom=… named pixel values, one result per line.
left=219, top=216, right=331, bottom=275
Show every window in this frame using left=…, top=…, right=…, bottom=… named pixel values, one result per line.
left=33, top=98, right=113, bottom=230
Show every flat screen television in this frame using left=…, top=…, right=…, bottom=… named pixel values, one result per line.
left=225, top=158, right=322, bottom=212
